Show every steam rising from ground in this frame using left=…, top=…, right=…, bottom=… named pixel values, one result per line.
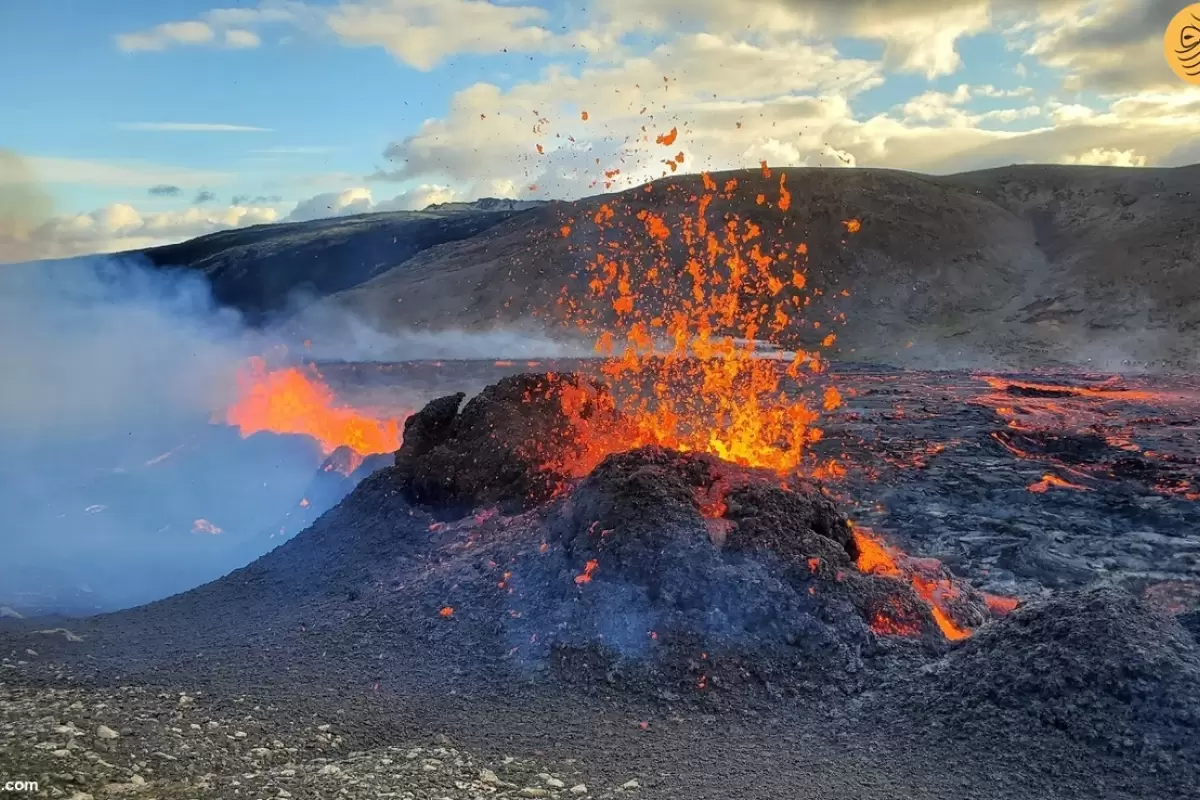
left=0, top=254, right=577, bottom=613
left=0, top=256, right=260, bottom=436
left=287, top=298, right=592, bottom=362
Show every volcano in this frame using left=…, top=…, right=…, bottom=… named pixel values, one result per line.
left=8, top=159, right=1200, bottom=799
left=46, top=373, right=1000, bottom=684
left=5, top=369, right=1200, bottom=798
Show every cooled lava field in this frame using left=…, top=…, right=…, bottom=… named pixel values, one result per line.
left=4, top=359, right=1199, bottom=800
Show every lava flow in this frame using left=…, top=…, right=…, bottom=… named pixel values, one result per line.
left=853, top=524, right=993, bottom=640
left=558, top=154, right=852, bottom=476
left=1028, top=473, right=1090, bottom=493
left=225, top=356, right=405, bottom=461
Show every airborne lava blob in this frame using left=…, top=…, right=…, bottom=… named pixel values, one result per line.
left=224, top=356, right=405, bottom=458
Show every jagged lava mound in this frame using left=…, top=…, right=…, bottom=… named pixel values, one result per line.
left=906, top=585, right=1200, bottom=762
left=376, top=373, right=989, bottom=695
left=62, top=373, right=1001, bottom=697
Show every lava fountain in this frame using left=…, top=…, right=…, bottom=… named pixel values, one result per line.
left=558, top=154, right=854, bottom=477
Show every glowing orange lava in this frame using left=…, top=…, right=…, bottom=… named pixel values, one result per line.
left=852, top=525, right=1008, bottom=641
left=225, top=356, right=405, bottom=457
left=559, top=160, right=850, bottom=475
left=1028, top=474, right=1090, bottom=493
left=983, top=593, right=1020, bottom=616
left=870, top=598, right=923, bottom=637
left=852, top=525, right=902, bottom=578
left=575, top=559, right=599, bottom=585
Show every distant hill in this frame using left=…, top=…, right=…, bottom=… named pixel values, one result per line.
left=424, top=198, right=547, bottom=213
left=141, top=166, right=1200, bottom=369
left=132, top=205, right=530, bottom=318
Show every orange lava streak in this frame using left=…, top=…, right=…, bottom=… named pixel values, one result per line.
left=978, top=375, right=1159, bottom=403
left=1027, top=474, right=1090, bottom=493
left=983, top=593, right=1019, bottom=616
left=225, top=357, right=404, bottom=456
left=574, top=559, right=599, bottom=585
left=853, top=527, right=902, bottom=578
left=929, top=606, right=971, bottom=641
left=852, top=525, right=997, bottom=641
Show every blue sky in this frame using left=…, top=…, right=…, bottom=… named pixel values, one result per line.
left=3, top=0, right=548, bottom=212
left=1, top=0, right=1196, bottom=260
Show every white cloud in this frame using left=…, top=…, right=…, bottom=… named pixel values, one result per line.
left=326, top=0, right=555, bottom=70
left=116, top=122, right=272, bottom=132
left=6, top=202, right=281, bottom=263
left=75, top=0, right=1200, bottom=254
left=850, top=1, right=991, bottom=78
left=115, top=2, right=306, bottom=53
left=371, top=33, right=880, bottom=197
left=369, top=36, right=1200, bottom=199
left=1060, top=147, right=1147, bottom=167
left=285, top=185, right=460, bottom=222
left=1018, top=0, right=1181, bottom=91
left=591, top=0, right=993, bottom=78
left=224, top=29, right=262, bottom=48
left=286, top=187, right=374, bottom=221
left=117, top=20, right=216, bottom=51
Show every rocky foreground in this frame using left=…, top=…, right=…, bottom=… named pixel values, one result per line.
left=0, top=674, right=627, bottom=800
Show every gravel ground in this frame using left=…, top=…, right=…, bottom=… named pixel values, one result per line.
left=0, top=678, right=614, bottom=800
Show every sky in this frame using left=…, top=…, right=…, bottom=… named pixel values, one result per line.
left=2, top=0, right=1199, bottom=261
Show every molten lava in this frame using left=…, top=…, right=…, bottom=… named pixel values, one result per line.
left=574, top=559, right=599, bottom=585
left=852, top=525, right=1000, bottom=641
left=560, top=162, right=851, bottom=476
left=870, top=598, right=923, bottom=637
left=225, top=356, right=404, bottom=457
left=1028, top=473, right=1090, bottom=493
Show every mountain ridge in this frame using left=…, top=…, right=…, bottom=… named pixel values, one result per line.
left=134, top=163, right=1200, bottom=369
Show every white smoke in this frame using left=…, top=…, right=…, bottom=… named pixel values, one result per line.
left=0, top=253, right=587, bottom=614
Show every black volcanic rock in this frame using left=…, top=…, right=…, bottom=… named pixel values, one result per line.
left=135, top=208, right=527, bottom=316
left=392, top=373, right=626, bottom=515
left=543, top=446, right=963, bottom=663
left=910, top=585, right=1200, bottom=760
left=30, top=372, right=1007, bottom=701
left=394, top=392, right=464, bottom=462
left=552, top=446, right=857, bottom=588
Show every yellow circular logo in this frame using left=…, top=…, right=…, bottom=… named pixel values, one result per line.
left=1165, top=3, right=1200, bottom=84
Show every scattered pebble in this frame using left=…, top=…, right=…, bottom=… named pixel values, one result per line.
left=0, top=679, right=617, bottom=799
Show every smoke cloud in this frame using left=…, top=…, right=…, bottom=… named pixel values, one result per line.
left=291, top=300, right=591, bottom=362
left=0, top=251, right=583, bottom=615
